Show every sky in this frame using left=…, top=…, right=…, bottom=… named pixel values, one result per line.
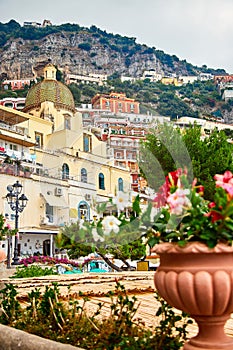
left=0, top=0, right=233, bottom=73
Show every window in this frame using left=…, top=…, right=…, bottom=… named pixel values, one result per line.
left=64, top=115, right=71, bottom=130
left=10, top=144, right=17, bottom=151
left=99, top=173, right=105, bottom=190
left=81, top=168, right=87, bottom=183
left=83, top=134, right=92, bottom=152
left=78, top=201, right=90, bottom=220
left=46, top=203, right=53, bottom=223
left=116, top=152, right=123, bottom=159
left=4, top=102, right=13, bottom=108
left=118, top=178, right=124, bottom=191
left=35, top=132, right=43, bottom=148
left=62, top=163, right=69, bottom=179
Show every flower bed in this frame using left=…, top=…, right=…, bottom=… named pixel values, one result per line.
left=19, top=255, right=89, bottom=268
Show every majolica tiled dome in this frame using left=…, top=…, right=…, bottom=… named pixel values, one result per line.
left=24, top=64, right=75, bottom=113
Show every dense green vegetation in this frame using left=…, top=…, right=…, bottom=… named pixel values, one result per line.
left=140, top=123, right=233, bottom=200
left=11, top=265, right=58, bottom=278
left=0, top=20, right=83, bottom=46
left=68, top=77, right=233, bottom=120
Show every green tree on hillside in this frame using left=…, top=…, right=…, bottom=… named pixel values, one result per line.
left=139, top=123, right=233, bottom=200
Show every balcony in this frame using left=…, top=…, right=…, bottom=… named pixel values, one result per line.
left=40, top=214, right=66, bottom=226
left=0, top=163, right=32, bottom=178
left=0, top=122, right=28, bottom=137
left=0, top=123, right=33, bottom=147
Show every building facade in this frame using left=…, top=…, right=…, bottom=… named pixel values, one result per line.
left=0, top=64, right=131, bottom=259
left=66, top=73, right=107, bottom=86
left=2, top=79, right=32, bottom=90
left=91, top=92, right=140, bottom=114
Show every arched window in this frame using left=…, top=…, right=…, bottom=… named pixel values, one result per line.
left=81, top=168, right=87, bottom=183
left=99, top=173, right=105, bottom=190
left=118, top=177, right=124, bottom=191
left=78, top=201, right=90, bottom=221
left=62, top=163, right=69, bottom=179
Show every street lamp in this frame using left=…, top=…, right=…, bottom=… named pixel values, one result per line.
left=6, top=181, right=28, bottom=265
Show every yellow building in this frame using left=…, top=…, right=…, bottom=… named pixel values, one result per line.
left=0, top=64, right=131, bottom=258
left=161, top=77, right=180, bottom=86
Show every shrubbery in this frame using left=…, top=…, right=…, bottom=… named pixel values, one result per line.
left=19, top=255, right=86, bottom=267
left=0, top=281, right=192, bottom=349
left=11, top=265, right=57, bottom=278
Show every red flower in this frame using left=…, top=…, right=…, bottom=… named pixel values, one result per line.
left=197, top=185, right=204, bottom=193
left=168, top=168, right=185, bottom=187
left=208, top=210, right=224, bottom=223
left=208, top=202, right=216, bottom=209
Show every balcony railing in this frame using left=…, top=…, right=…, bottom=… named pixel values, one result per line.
left=0, top=163, right=32, bottom=178
left=40, top=215, right=66, bottom=226
left=0, top=122, right=29, bottom=136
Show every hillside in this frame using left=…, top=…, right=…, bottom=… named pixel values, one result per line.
left=1, top=20, right=233, bottom=123
left=0, top=20, right=226, bottom=80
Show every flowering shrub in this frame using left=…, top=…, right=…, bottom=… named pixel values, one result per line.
left=59, top=169, right=233, bottom=263
left=85, top=191, right=146, bottom=246
left=0, top=214, right=17, bottom=240
left=19, top=255, right=90, bottom=268
left=148, top=169, right=233, bottom=248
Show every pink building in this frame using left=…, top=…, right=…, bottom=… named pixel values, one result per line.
left=2, top=79, right=32, bottom=90
left=92, top=92, right=140, bottom=114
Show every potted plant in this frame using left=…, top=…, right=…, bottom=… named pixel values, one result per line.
left=23, top=166, right=31, bottom=178
left=56, top=172, right=233, bottom=349
left=148, top=168, right=233, bottom=350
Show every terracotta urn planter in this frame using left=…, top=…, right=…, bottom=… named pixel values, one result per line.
left=153, top=242, right=233, bottom=350
left=0, top=249, right=6, bottom=273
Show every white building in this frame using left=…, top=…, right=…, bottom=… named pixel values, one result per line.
left=222, top=90, right=233, bottom=101
left=66, top=73, right=108, bottom=86
left=141, top=70, right=163, bottom=82
left=178, top=76, right=198, bottom=84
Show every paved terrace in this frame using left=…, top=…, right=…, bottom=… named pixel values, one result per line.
left=1, top=270, right=233, bottom=340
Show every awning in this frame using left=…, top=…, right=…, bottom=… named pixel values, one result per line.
left=0, top=105, right=29, bottom=125
left=41, top=193, right=69, bottom=208
left=19, top=228, right=59, bottom=235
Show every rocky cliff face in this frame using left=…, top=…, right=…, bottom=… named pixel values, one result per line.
left=0, top=29, right=192, bottom=80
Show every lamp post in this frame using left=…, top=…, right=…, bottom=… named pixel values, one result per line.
left=6, top=181, right=28, bottom=265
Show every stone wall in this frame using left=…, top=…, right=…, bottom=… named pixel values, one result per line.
left=0, top=324, right=83, bottom=350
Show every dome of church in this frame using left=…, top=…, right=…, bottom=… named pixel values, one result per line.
left=24, top=64, right=75, bottom=113
left=24, top=79, right=75, bottom=113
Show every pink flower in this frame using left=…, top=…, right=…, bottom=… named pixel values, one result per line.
left=153, top=182, right=170, bottom=207
left=153, top=168, right=188, bottom=208
left=167, top=188, right=191, bottom=215
left=214, top=171, right=233, bottom=196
